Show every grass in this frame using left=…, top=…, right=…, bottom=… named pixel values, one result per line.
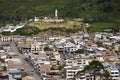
left=87, top=22, right=114, bottom=33
left=28, top=20, right=82, bottom=30
left=26, top=20, right=83, bottom=36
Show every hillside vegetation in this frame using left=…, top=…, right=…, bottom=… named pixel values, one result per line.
left=64, top=0, right=120, bottom=22
left=0, top=0, right=120, bottom=34
left=0, top=0, right=66, bottom=25
left=0, top=0, right=120, bottom=23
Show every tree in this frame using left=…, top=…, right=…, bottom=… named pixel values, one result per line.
left=88, top=61, right=104, bottom=80
left=44, top=46, right=52, bottom=51
left=75, top=49, right=84, bottom=54
left=58, top=65, right=64, bottom=70
left=3, top=66, right=7, bottom=71
left=77, top=60, right=110, bottom=80
left=1, top=31, right=11, bottom=35
left=96, top=41, right=103, bottom=47
left=102, top=70, right=111, bottom=80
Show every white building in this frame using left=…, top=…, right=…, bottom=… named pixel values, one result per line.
left=76, top=58, right=89, bottom=66
left=31, top=42, right=42, bottom=52
left=108, top=66, right=119, bottom=80
left=1, top=23, right=25, bottom=33
left=109, top=36, right=120, bottom=40
left=76, top=73, right=94, bottom=80
left=1, top=36, right=11, bottom=42
left=34, top=17, right=40, bottom=22
left=42, top=9, right=64, bottom=23
left=64, top=42, right=79, bottom=52
left=64, top=66, right=83, bottom=80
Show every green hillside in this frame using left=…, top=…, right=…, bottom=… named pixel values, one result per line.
left=0, top=0, right=66, bottom=25
left=0, top=0, right=120, bottom=22
left=0, top=0, right=120, bottom=33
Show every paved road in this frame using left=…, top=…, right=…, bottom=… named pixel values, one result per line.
left=9, top=42, right=42, bottom=80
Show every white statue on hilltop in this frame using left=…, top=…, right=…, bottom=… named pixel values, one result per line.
left=55, top=9, right=58, bottom=18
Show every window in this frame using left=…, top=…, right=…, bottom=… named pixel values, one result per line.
left=68, top=71, right=73, bottom=73
left=111, top=72, right=119, bottom=74
left=115, top=72, right=119, bottom=74
left=78, top=63, right=81, bottom=64
left=111, top=72, right=114, bottom=74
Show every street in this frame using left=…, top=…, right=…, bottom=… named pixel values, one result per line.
left=9, top=42, right=43, bottom=80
